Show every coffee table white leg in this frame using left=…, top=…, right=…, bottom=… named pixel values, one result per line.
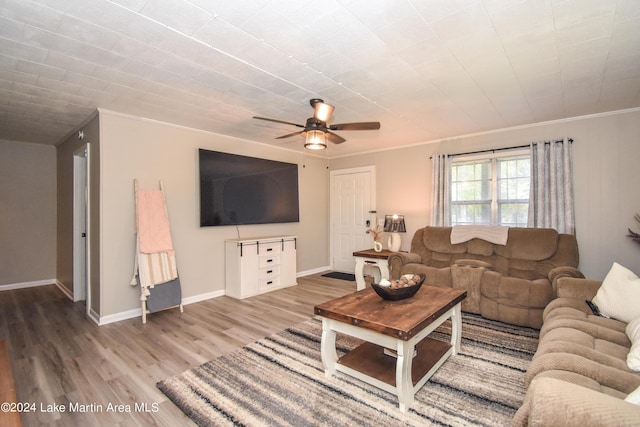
left=320, top=318, right=338, bottom=377
left=396, top=340, right=415, bottom=413
left=450, top=303, right=462, bottom=355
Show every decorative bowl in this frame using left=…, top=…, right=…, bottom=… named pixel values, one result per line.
left=371, top=274, right=426, bottom=301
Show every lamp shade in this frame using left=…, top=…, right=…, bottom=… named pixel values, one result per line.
left=304, top=130, right=327, bottom=150
left=383, top=214, right=406, bottom=232
left=314, top=102, right=335, bottom=122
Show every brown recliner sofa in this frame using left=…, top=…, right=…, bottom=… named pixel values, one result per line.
left=513, top=276, right=640, bottom=425
left=387, top=226, right=582, bottom=328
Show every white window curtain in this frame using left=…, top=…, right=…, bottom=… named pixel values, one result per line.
left=527, top=138, right=575, bottom=234
left=431, top=153, right=451, bottom=226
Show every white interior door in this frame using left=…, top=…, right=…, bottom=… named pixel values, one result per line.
left=73, top=144, right=89, bottom=307
left=330, top=166, right=376, bottom=273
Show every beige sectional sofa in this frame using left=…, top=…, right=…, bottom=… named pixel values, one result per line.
left=387, top=226, right=582, bottom=328
left=386, top=226, right=640, bottom=423
left=513, top=276, right=640, bottom=425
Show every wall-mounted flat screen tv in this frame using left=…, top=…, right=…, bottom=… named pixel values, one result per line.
left=199, top=149, right=300, bottom=227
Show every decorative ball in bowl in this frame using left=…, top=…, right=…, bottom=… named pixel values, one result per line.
left=371, top=274, right=426, bottom=301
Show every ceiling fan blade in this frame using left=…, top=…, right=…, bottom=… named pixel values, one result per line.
left=275, top=131, right=303, bottom=139
left=330, top=122, right=381, bottom=131
left=253, top=116, right=304, bottom=128
left=326, top=131, right=346, bottom=144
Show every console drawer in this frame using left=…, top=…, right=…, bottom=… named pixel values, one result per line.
left=259, top=254, right=281, bottom=268
left=259, top=265, right=280, bottom=279
left=258, top=242, right=281, bottom=256
left=259, top=276, right=280, bottom=290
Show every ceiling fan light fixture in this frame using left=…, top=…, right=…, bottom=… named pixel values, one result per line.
left=253, top=98, right=380, bottom=149
left=304, top=130, right=327, bottom=150
left=314, top=102, right=334, bottom=122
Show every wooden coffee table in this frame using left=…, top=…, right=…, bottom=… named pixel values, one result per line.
left=314, top=285, right=466, bottom=412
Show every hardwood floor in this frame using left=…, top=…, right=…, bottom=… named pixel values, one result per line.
left=0, top=273, right=356, bottom=426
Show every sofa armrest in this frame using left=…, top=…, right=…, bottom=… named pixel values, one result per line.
left=388, top=252, right=421, bottom=264
left=549, top=265, right=584, bottom=283
left=513, top=377, right=640, bottom=427
left=556, top=277, right=602, bottom=300
left=549, top=266, right=585, bottom=295
left=388, top=252, right=424, bottom=280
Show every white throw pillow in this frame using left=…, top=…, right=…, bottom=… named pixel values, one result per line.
left=626, top=384, right=640, bottom=406
left=628, top=316, right=640, bottom=342
left=626, top=316, right=640, bottom=372
left=592, top=263, right=640, bottom=323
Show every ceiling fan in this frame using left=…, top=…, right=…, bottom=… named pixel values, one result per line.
left=253, top=99, right=381, bottom=150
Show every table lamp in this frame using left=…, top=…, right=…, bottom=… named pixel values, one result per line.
left=383, top=214, right=406, bottom=252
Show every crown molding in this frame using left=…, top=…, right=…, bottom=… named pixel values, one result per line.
left=327, top=107, right=640, bottom=160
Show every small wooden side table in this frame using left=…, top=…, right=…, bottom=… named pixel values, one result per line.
left=353, top=249, right=393, bottom=291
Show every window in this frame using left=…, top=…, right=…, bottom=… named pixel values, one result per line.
left=450, top=151, right=530, bottom=227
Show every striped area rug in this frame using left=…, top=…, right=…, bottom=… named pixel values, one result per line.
left=157, top=314, right=538, bottom=427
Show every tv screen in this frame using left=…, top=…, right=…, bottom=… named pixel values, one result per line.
left=198, top=149, right=300, bottom=227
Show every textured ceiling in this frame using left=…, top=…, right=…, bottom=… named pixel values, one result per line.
left=1, top=0, right=639, bottom=157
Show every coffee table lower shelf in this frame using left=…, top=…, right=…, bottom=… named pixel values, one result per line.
left=338, top=338, right=451, bottom=388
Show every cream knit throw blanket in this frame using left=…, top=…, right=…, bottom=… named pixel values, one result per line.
left=450, top=225, right=509, bottom=246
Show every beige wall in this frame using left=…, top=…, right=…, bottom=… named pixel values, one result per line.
left=330, top=109, right=640, bottom=280
left=98, top=111, right=329, bottom=317
left=0, top=140, right=56, bottom=286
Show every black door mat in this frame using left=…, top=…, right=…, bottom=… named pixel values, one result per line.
left=321, top=272, right=356, bottom=281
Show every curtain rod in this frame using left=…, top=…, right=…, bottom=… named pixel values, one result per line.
left=429, top=138, right=573, bottom=159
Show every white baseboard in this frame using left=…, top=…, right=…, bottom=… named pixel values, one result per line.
left=55, top=280, right=74, bottom=300
left=182, top=289, right=225, bottom=305
left=96, top=289, right=227, bottom=326
left=99, top=307, right=143, bottom=325
left=10, top=269, right=330, bottom=326
left=297, top=266, right=331, bottom=277
left=0, top=278, right=56, bottom=291
left=87, top=308, right=101, bottom=326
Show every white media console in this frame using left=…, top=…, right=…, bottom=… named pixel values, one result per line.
left=225, top=235, right=297, bottom=299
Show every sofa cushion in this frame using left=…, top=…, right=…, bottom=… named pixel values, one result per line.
left=534, top=328, right=630, bottom=369
left=540, top=317, right=630, bottom=347
left=627, top=316, right=640, bottom=372
left=494, top=228, right=558, bottom=261
left=543, top=304, right=628, bottom=333
left=482, top=272, right=552, bottom=308
left=466, top=238, right=495, bottom=256
left=534, top=370, right=628, bottom=399
left=525, top=352, right=640, bottom=393
left=514, top=377, right=640, bottom=427
left=592, top=263, right=640, bottom=323
left=422, top=226, right=466, bottom=253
